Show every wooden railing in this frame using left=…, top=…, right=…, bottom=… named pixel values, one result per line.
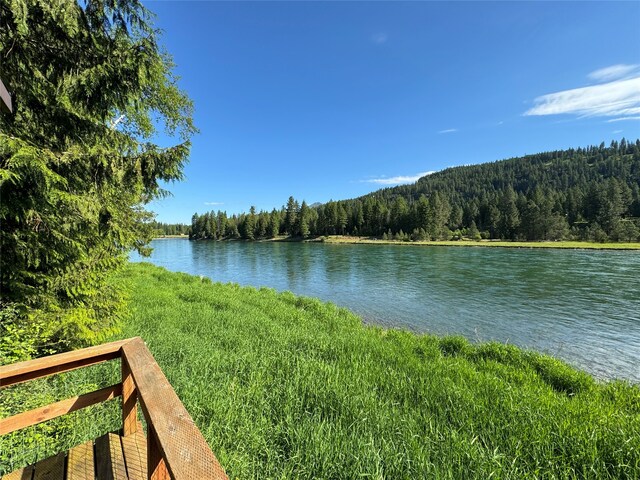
left=0, top=337, right=228, bottom=479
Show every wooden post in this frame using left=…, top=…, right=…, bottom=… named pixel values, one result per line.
left=0, top=77, right=12, bottom=113
left=148, top=424, right=170, bottom=480
left=122, top=355, right=138, bottom=436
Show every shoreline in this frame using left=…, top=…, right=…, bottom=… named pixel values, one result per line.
left=317, top=236, right=640, bottom=250
left=156, top=234, right=640, bottom=250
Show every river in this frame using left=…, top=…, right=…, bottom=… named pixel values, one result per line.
left=130, top=239, right=640, bottom=383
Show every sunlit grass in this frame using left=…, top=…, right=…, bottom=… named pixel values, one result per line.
left=2, top=262, right=639, bottom=478
left=320, top=235, right=640, bottom=249
left=120, top=263, right=639, bottom=478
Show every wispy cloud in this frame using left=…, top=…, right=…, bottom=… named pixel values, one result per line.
left=524, top=75, right=640, bottom=118
left=204, top=201, right=224, bottom=206
left=438, top=128, right=458, bottom=134
left=606, top=116, right=640, bottom=123
left=363, top=171, right=434, bottom=185
left=588, top=64, right=640, bottom=82
left=371, top=33, right=388, bottom=44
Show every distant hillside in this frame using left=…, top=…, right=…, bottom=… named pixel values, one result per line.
left=363, top=139, right=639, bottom=206
left=189, top=139, right=640, bottom=242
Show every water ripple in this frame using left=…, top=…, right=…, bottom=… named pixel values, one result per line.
left=132, top=240, right=640, bottom=383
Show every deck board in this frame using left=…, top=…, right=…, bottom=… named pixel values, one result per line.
left=120, top=433, right=146, bottom=480
left=33, top=453, right=65, bottom=480
left=1, top=465, right=34, bottom=480
left=95, top=433, right=128, bottom=480
left=66, top=441, right=94, bottom=480
left=1, top=432, right=147, bottom=480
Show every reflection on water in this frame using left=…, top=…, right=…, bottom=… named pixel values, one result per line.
left=131, top=239, right=640, bottom=383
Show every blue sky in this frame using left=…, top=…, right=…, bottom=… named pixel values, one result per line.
left=146, top=1, right=640, bottom=223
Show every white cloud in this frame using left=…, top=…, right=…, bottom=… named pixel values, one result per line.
left=606, top=116, right=640, bottom=122
left=524, top=76, right=640, bottom=118
left=371, top=33, right=388, bottom=44
left=612, top=130, right=623, bottom=134
left=438, top=128, right=458, bottom=134
left=588, top=64, right=640, bottom=82
left=204, top=202, right=224, bottom=206
left=363, top=171, right=434, bottom=185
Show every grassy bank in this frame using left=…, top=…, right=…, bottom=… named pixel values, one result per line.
left=2, top=263, right=639, bottom=478
left=319, top=235, right=640, bottom=250
left=152, top=234, right=189, bottom=239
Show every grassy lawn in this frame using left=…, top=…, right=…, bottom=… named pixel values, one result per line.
left=2, top=262, right=639, bottom=478
left=319, top=235, right=640, bottom=250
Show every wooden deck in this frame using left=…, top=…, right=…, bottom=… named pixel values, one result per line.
left=2, top=431, right=147, bottom=480
left=0, top=338, right=228, bottom=480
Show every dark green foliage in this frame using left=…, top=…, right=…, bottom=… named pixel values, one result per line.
left=438, top=335, right=473, bottom=357
left=0, top=0, right=195, bottom=360
left=190, top=141, right=640, bottom=243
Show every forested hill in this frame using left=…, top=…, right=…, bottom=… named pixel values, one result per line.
left=189, top=139, right=640, bottom=242
left=364, top=139, right=639, bottom=207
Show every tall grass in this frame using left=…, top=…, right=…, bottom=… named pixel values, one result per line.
left=122, top=263, right=639, bottom=478
left=2, top=262, right=639, bottom=478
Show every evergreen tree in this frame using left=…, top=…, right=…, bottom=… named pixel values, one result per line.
left=497, top=187, right=520, bottom=239
left=449, top=204, right=463, bottom=230
left=269, top=209, right=281, bottom=238
left=298, top=201, right=310, bottom=238
left=0, top=0, right=195, bottom=356
left=428, top=192, right=451, bottom=240
left=243, top=206, right=257, bottom=240
left=284, top=196, right=298, bottom=235
left=468, top=221, right=481, bottom=241
left=416, top=195, right=430, bottom=233
left=337, top=204, right=348, bottom=235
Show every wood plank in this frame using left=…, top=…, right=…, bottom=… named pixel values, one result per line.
left=0, top=77, right=11, bottom=113
left=121, top=356, right=138, bottom=436
left=0, top=338, right=136, bottom=388
left=1, top=465, right=34, bottom=480
left=95, top=434, right=112, bottom=480
left=0, top=384, right=122, bottom=435
left=147, top=425, right=170, bottom=480
left=120, top=432, right=147, bottom=480
left=122, top=338, right=228, bottom=479
left=33, top=452, right=64, bottom=480
left=95, top=434, right=127, bottom=480
left=108, top=434, right=128, bottom=480
left=66, top=441, right=94, bottom=480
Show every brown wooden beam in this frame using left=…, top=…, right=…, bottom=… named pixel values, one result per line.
left=0, top=384, right=122, bottom=435
left=148, top=424, right=171, bottom=480
left=0, top=338, right=134, bottom=388
left=122, top=338, right=228, bottom=480
left=122, top=353, right=139, bottom=436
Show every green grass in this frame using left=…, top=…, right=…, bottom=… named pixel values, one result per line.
left=2, top=262, right=640, bottom=478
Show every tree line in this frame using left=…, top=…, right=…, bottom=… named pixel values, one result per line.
left=152, top=222, right=189, bottom=236
left=189, top=140, right=640, bottom=243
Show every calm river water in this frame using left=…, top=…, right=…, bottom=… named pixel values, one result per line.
left=131, top=239, right=640, bottom=383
